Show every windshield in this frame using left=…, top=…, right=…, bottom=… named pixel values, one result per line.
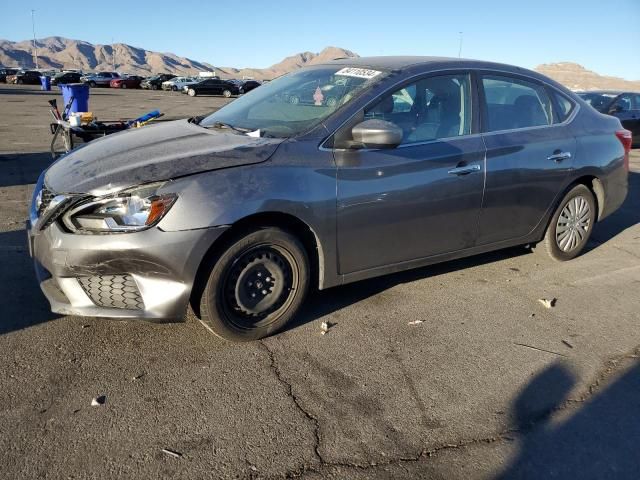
left=578, top=92, right=617, bottom=112
left=199, top=66, right=386, bottom=137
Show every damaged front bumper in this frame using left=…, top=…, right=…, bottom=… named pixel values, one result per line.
left=27, top=177, right=228, bottom=321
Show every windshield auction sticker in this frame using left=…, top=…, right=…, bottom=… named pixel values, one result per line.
left=335, top=68, right=382, bottom=79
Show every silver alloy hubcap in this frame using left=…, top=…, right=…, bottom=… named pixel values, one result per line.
left=556, top=195, right=591, bottom=252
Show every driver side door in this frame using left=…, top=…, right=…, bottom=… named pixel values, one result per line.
left=335, top=73, right=486, bottom=275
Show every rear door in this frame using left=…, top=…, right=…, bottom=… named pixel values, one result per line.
left=477, top=73, right=576, bottom=245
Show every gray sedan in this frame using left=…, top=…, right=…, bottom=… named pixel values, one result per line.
left=28, top=57, right=631, bottom=341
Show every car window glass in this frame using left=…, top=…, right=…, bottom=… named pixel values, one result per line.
left=551, top=90, right=574, bottom=122
left=612, top=95, right=632, bottom=112
left=364, top=74, right=471, bottom=144
left=634, top=95, right=640, bottom=110
left=482, top=75, right=552, bottom=131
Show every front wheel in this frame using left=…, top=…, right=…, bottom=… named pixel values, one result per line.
left=88, top=81, right=96, bottom=87
left=151, top=84, right=158, bottom=90
left=542, top=184, right=596, bottom=261
left=222, top=89, right=232, bottom=98
left=188, top=88, right=197, bottom=97
left=121, top=83, right=127, bottom=89
left=172, top=85, right=178, bottom=91
left=198, top=227, right=310, bottom=342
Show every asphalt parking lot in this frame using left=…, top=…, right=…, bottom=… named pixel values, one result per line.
left=1, top=84, right=639, bottom=479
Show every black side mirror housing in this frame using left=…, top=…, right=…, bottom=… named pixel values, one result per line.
left=351, top=119, right=403, bottom=149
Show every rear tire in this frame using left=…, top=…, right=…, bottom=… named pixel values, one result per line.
left=121, top=83, right=127, bottom=89
left=198, top=227, right=310, bottom=342
left=151, top=84, right=158, bottom=90
left=543, top=184, right=596, bottom=261
left=88, top=81, right=96, bottom=87
left=222, top=89, right=232, bottom=98
left=172, top=85, right=178, bottom=91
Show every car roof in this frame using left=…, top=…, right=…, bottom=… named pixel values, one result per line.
left=321, top=56, right=557, bottom=82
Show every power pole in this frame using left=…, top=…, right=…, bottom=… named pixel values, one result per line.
left=31, top=10, right=39, bottom=69
left=458, top=31, right=463, bottom=58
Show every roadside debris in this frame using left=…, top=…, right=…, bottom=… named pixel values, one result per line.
left=538, top=298, right=557, bottom=309
left=408, top=319, right=425, bottom=326
left=132, top=373, right=146, bottom=381
left=162, top=448, right=183, bottom=458
left=81, top=324, right=91, bottom=329
left=529, top=313, right=536, bottom=318
left=562, top=340, right=574, bottom=349
left=91, top=395, right=106, bottom=406
left=514, top=343, right=567, bottom=357
left=320, top=321, right=334, bottom=335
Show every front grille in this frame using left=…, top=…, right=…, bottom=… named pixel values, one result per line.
left=78, top=275, right=144, bottom=310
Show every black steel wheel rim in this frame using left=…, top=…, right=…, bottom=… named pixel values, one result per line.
left=220, top=244, right=298, bottom=329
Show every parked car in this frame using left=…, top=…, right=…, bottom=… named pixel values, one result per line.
left=0, top=68, right=18, bottom=83
left=7, top=70, right=42, bottom=85
left=241, top=80, right=262, bottom=93
left=28, top=57, right=631, bottom=342
left=162, top=76, right=197, bottom=91
left=51, top=72, right=82, bottom=86
left=110, top=76, right=144, bottom=89
left=186, top=78, right=240, bottom=97
left=577, top=90, right=640, bottom=145
left=82, top=72, right=120, bottom=87
left=141, top=74, right=176, bottom=90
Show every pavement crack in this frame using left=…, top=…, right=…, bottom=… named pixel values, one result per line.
left=259, top=340, right=324, bottom=468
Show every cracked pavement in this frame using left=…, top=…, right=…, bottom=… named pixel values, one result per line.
left=1, top=85, right=639, bottom=479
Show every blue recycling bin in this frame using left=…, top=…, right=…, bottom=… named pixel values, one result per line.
left=40, top=76, right=51, bottom=91
left=60, top=83, right=90, bottom=113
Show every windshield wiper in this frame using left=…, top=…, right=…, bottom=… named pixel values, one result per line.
left=206, top=121, right=253, bottom=135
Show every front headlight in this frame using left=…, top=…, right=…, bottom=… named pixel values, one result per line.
left=62, top=183, right=177, bottom=233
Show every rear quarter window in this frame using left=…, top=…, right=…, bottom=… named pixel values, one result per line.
left=550, top=90, right=575, bottom=123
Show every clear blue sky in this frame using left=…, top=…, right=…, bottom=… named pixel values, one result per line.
left=2, top=0, right=639, bottom=79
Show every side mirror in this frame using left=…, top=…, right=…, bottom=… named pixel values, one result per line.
left=351, top=119, right=403, bottom=149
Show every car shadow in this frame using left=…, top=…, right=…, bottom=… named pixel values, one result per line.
left=496, top=358, right=640, bottom=479
left=0, top=152, right=54, bottom=188
left=0, top=229, right=59, bottom=335
left=588, top=170, right=640, bottom=246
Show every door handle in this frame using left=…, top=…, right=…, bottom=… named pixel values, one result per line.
left=547, top=152, right=572, bottom=162
left=448, top=164, right=481, bottom=175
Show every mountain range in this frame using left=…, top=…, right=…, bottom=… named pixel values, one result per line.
left=1, top=37, right=638, bottom=90
left=0, top=37, right=357, bottom=80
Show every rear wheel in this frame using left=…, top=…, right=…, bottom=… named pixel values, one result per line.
left=172, top=85, right=178, bottom=91
left=88, top=81, right=96, bottom=87
left=223, top=89, right=232, bottom=98
left=17, top=79, right=24, bottom=85
left=198, top=227, right=310, bottom=342
left=121, top=83, right=127, bottom=89
left=543, top=184, right=596, bottom=261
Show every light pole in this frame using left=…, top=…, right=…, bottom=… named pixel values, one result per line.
left=31, top=9, right=39, bottom=69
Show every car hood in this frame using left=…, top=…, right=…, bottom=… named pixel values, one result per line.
left=44, top=119, right=284, bottom=195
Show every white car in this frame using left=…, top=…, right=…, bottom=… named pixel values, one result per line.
left=162, top=76, right=198, bottom=91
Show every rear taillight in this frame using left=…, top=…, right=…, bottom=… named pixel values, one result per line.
left=616, top=129, right=632, bottom=172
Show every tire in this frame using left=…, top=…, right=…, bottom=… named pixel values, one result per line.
left=222, top=89, right=232, bottom=98
left=198, top=227, right=310, bottom=342
left=121, top=83, right=127, bottom=89
left=542, top=184, right=596, bottom=261
left=172, top=85, right=178, bottom=91
left=17, top=79, right=24, bottom=85
left=188, top=88, right=197, bottom=97
left=88, top=81, right=96, bottom=87
left=151, top=84, right=158, bottom=90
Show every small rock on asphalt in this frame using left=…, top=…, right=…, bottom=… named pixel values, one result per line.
left=91, top=395, right=106, bottom=407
